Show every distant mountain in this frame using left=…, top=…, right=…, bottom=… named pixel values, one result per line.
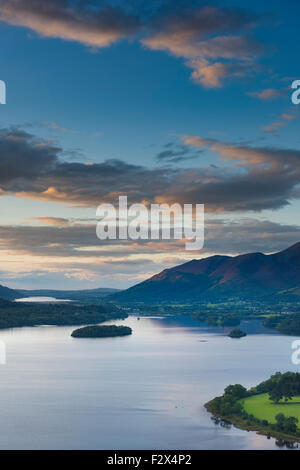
left=0, top=285, right=121, bottom=302
left=111, top=242, right=300, bottom=303
left=16, top=287, right=121, bottom=302
left=0, top=284, right=20, bottom=300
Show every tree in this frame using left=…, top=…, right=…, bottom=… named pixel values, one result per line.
left=275, top=413, right=285, bottom=430
left=269, top=372, right=300, bottom=403
left=275, top=413, right=298, bottom=434
left=284, top=417, right=298, bottom=434
left=269, top=387, right=283, bottom=404
left=224, top=384, right=247, bottom=399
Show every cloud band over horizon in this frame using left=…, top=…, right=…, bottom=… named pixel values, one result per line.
left=0, top=127, right=299, bottom=213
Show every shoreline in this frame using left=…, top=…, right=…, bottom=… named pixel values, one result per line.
left=204, top=400, right=300, bottom=444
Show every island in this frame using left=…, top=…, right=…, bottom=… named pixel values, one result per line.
left=71, top=324, right=132, bottom=338
left=228, top=328, right=247, bottom=339
left=205, top=372, right=300, bottom=442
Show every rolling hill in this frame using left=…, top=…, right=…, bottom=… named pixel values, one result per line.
left=0, top=284, right=20, bottom=301
left=110, top=242, right=300, bottom=303
left=17, top=287, right=121, bottom=302
left=0, top=285, right=120, bottom=302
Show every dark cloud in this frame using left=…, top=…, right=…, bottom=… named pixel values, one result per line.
left=0, top=218, right=299, bottom=259
left=0, top=128, right=59, bottom=184
left=180, top=135, right=300, bottom=211
left=0, top=128, right=299, bottom=213
left=156, top=143, right=202, bottom=163
left=204, top=218, right=300, bottom=254
left=0, top=0, right=140, bottom=48
left=0, top=214, right=299, bottom=288
left=0, top=128, right=177, bottom=205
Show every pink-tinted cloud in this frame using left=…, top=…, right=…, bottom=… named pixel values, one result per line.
left=1, top=127, right=300, bottom=213
left=248, top=88, right=285, bottom=100
left=0, top=0, right=139, bottom=48
left=0, top=1, right=267, bottom=88
left=142, top=6, right=264, bottom=87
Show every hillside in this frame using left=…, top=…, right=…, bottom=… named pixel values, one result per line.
left=0, top=284, right=20, bottom=300
left=111, top=242, right=300, bottom=303
left=17, top=287, right=121, bottom=302
left=0, top=299, right=126, bottom=329
left=0, top=285, right=120, bottom=302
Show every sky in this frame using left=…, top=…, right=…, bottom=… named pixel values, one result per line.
left=0, top=0, right=299, bottom=290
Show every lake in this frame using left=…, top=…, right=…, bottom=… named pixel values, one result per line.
left=0, top=315, right=298, bottom=450
left=15, top=297, right=71, bottom=303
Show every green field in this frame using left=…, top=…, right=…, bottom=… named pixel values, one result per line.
left=240, top=394, right=300, bottom=427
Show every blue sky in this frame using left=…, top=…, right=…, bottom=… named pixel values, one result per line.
left=0, top=0, right=299, bottom=289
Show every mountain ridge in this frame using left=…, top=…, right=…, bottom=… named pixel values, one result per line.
left=110, top=242, right=300, bottom=303
left=0, top=286, right=121, bottom=302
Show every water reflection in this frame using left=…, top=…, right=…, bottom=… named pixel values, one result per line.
left=15, top=297, right=71, bottom=303
left=0, top=315, right=297, bottom=450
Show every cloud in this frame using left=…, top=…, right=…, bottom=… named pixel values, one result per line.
left=181, top=134, right=300, bottom=211
left=204, top=218, right=300, bottom=255
left=281, top=113, right=297, bottom=121
left=0, top=218, right=298, bottom=259
left=0, top=127, right=59, bottom=184
left=141, top=5, right=265, bottom=87
left=14, top=218, right=300, bottom=258
left=25, top=216, right=71, bottom=226
left=0, top=0, right=139, bottom=48
left=0, top=127, right=176, bottom=206
left=262, top=121, right=287, bottom=136
left=187, top=59, right=255, bottom=88
left=247, top=88, right=285, bottom=100
left=261, top=111, right=298, bottom=135
left=156, top=142, right=202, bottom=163
left=0, top=1, right=268, bottom=88
left=41, top=121, right=67, bottom=132
left=0, top=127, right=299, bottom=213
left=25, top=216, right=98, bottom=226
left=0, top=217, right=299, bottom=289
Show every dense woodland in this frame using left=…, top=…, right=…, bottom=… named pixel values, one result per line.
left=256, top=372, right=300, bottom=403
left=0, top=298, right=126, bottom=329
left=263, top=314, right=300, bottom=335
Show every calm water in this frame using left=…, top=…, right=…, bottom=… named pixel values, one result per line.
left=0, top=315, right=298, bottom=450
left=15, top=297, right=71, bottom=303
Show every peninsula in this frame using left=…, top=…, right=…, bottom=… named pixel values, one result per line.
left=205, top=372, right=300, bottom=442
